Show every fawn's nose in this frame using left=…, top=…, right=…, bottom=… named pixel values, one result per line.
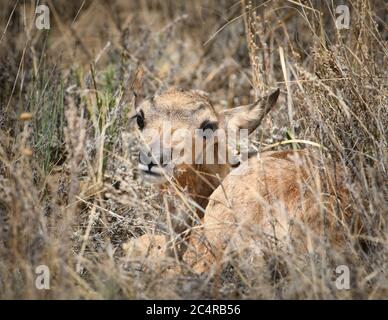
left=139, top=149, right=170, bottom=171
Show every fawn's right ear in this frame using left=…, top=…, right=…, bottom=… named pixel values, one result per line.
left=220, top=88, right=280, bottom=134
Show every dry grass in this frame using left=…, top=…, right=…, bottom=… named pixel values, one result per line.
left=0, top=0, right=387, bottom=299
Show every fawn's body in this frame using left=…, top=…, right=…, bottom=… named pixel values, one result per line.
left=192, top=149, right=353, bottom=272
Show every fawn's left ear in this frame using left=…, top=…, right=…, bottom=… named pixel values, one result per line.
left=220, top=88, right=280, bottom=134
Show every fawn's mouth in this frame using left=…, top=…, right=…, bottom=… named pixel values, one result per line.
left=138, top=163, right=172, bottom=185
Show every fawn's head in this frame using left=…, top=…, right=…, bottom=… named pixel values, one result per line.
left=134, top=88, right=279, bottom=185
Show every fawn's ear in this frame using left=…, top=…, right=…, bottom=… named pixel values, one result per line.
left=220, top=88, right=280, bottom=134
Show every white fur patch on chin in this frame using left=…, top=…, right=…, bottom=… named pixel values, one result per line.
left=140, top=172, right=168, bottom=185
left=138, top=163, right=173, bottom=185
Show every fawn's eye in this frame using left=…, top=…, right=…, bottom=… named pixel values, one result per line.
left=199, top=120, right=218, bottom=132
left=199, top=120, right=218, bottom=139
left=136, top=110, right=145, bottom=130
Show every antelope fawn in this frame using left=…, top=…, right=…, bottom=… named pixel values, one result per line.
left=129, top=88, right=355, bottom=273
left=131, top=88, right=279, bottom=257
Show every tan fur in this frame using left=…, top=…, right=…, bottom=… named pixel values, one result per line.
left=137, top=88, right=279, bottom=215
left=135, top=88, right=355, bottom=273
left=192, top=150, right=354, bottom=273
left=136, top=89, right=233, bottom=260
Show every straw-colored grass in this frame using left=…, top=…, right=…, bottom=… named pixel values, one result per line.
left=0, top=0, right=387, bottom=299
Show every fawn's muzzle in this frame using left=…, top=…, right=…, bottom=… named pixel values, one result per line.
left=138, top=148, right=172, bottom=183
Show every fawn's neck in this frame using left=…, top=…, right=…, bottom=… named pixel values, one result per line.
left=173, top=163, right=231, bottom=216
